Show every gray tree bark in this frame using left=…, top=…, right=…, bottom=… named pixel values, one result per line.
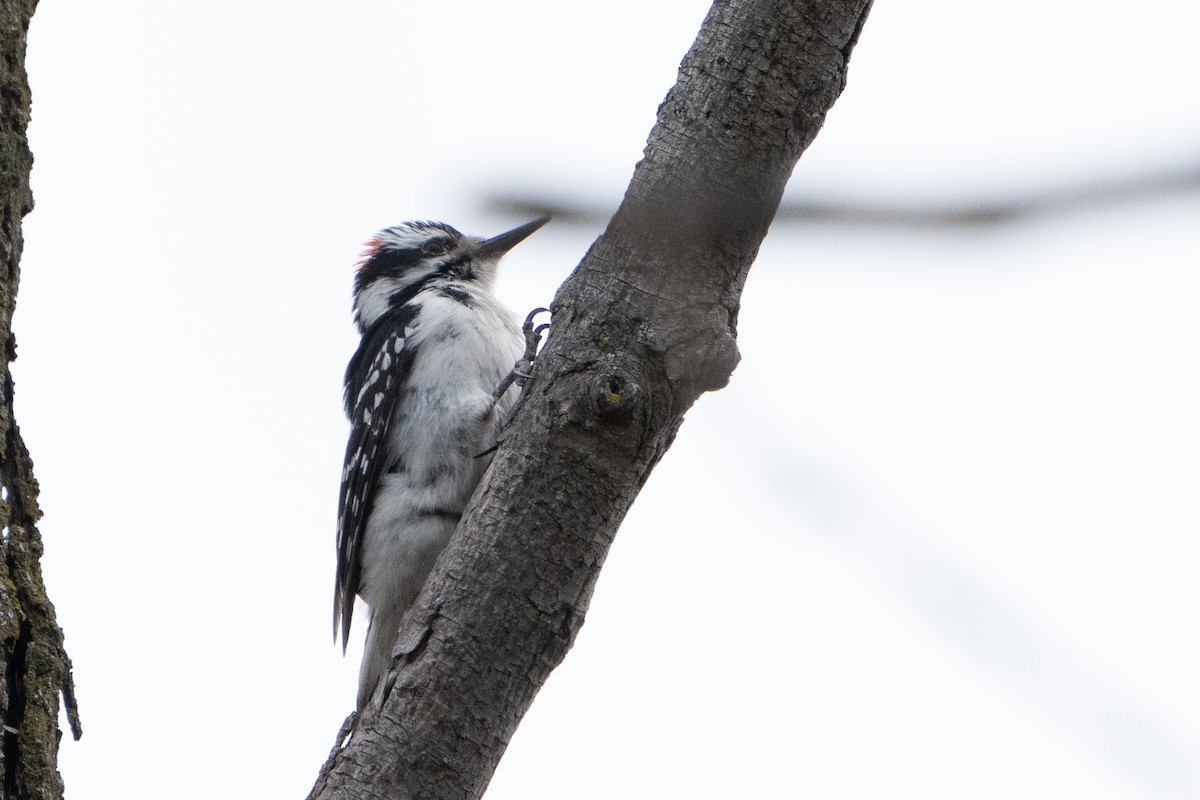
left=309, top=0, right=872, bottom=797
left=0, top=2, right=83, bottom=799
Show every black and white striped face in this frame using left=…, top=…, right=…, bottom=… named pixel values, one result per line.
left=353, top=221, right=469, bottom=329
left=351, top=217, right=548, bottom=331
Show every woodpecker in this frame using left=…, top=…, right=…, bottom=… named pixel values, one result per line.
left=335, top=216, right=548, bottom=709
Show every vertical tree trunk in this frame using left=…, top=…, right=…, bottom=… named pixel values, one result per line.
left=310, top=0, right=872, bottom=798
left=0, top=3, right=83, bottom=798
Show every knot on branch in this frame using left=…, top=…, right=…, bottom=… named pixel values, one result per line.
left=653, top=307, right=741, bottom=406
left=590, top=367, right=641, bottom=423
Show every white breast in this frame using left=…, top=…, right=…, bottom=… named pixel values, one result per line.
left=383, top=288, right=521, bottom=509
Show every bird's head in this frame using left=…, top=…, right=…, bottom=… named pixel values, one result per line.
left=352, top=216, right=548, bottom=330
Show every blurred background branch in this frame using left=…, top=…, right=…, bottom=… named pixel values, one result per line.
left=483, top=158, right=1200, bottom=230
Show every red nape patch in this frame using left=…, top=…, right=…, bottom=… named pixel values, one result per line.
left=356, top=238, right=385, bottom=271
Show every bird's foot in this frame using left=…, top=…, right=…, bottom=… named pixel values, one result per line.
left=491, top=307, right=550, bottom=403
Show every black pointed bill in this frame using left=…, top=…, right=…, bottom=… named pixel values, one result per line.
left=472, top=215, right=550, bottom=260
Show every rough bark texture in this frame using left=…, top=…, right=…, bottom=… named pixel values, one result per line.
left=0, top=3, right=83, bottom=799
left=310, top=0, right=872, bottom=797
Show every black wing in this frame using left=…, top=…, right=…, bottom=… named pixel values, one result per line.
left=335, top=305, right=419, bottom=648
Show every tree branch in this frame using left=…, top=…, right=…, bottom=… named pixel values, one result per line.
left=0, top=2, right=84, bottom=798
left=483, top=159, right=1200, bottom=231
left=309, top=1, right=872, bottom=797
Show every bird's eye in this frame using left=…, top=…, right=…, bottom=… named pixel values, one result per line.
left=420, top=238, right=451, bottom=257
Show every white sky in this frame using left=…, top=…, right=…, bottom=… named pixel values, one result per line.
left=15, top=1, right=1200, bottom=798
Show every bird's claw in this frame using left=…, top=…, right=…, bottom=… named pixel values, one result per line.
left=523, top=306, right=549, bottom=333
left=491, top=308, right=551, bottom=403
left=521, top=308, right=550, bottom=364
left=516, top=308, right=551, bottom=384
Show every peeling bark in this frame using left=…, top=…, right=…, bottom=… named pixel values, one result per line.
left=0, top=3, right=83, bottom=799
left=310, top=0, right=872, bottom=797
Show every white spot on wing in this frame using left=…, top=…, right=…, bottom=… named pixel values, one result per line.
left=357, top=369, right=382, bottom=404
